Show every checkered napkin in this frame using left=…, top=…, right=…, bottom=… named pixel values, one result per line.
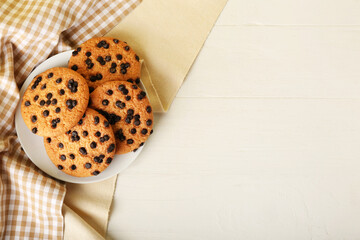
left=0, top=0, right=141, bottom=239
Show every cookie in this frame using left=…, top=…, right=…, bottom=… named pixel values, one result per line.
left=89, top=81, right=153, bottom=154
left=44, top=108, right=116, bottom=177
left=68, top=37, right=141, bottom=92
left=21, top=67, right=89, bottom=137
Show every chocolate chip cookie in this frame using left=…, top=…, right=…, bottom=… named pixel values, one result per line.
left=44, top=108, right=116, bottom=177
left=21, top=67, right=89, bottom=137
left=89, top=81, right=153, bottom=154
left=68, top=37, right=141, bottom=92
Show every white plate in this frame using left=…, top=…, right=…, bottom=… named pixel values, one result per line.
left=15, top=51, right=144, bottom=184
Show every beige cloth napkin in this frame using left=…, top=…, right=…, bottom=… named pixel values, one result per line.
left=64, top=0, right=228, bottom=238
left=0, top=0, right=140, bottom=239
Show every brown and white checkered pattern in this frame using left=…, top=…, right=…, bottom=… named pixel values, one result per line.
left=0, top=0, right=141, bottom=239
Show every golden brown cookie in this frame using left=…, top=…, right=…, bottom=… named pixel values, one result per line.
left=89, top=81, right=153, bottom=154
left=21, top=67, right=89, bottom=137
left=44, top=108, right=116, bottom=177
left=68, top=37, right=141, bottom=92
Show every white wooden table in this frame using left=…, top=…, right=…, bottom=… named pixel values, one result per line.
left=108, top=0, right=360, bottom=239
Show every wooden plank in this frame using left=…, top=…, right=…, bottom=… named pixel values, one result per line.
left=108, top=97, right=360, bottom=239
left=217, top=0, right=360, bottom=26
left=178, top=26, right=360, bottom=98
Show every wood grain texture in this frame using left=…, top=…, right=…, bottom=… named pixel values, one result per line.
left=108, top=0, right=360, bottom=239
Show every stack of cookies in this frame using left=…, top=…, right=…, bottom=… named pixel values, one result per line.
left=21, top=37, right=154, bottom=177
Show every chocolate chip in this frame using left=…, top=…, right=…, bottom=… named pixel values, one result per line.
left=133, top=148, right=138, bottom=152
left=150, top=129, right=153, bottom=134
left=126, top=96, right=131, bottom=101
left=34, top=95, right=39, bottom=101
left=94, top=156, right=100, bottom=163
left=99, top=137, right=105, bottom=143
left=90, top=76, right=97, bottom=82
left=67, top=130, right=71, bottom=134
left=90, top=142, right=97, bottom=149
left=71, top=65, right=78, bottom=71
left=134, top=120, right=140, bottom=126
left=107, top=144, right=115, bottom=153
left=83, top=131, right=88, bottom=137
left=59, top=89, right=65, bottom=95
left=94, top=116, right=100, bottom=124
left=135, top=54, right=140, bottom=61
left=127, top=139, right=134, bottom=144
left=52, top=99, right=57, bottom=105
left=82, top=113, right=86, bottom=118
left=106, top=89, right=113, bottom=95
left=116, top=101, right=125, bottom=109
left=86, top=51, right=91, bottom=57
left=113, top=39, right=119, bottom=44
left=111, top=62, right=117, bottom=68
left=92, top=171, right=100, bottom=176
left=67, top=79, right=78, bottom=93
left=122, top=88, right=129, bottom=95
left=46, top=100, right=51, bottom=106
left=48, top=73, right=53, bottom=78
left=115, top=130, right=126, bottom=141
left=103, top=135, right=109, bottom=141
left=56, top=78, right=62, bottom=83
left=58, top=165, right=63, bottom=170
left=127, top=109, right=134, bottom=116
left=77, top=47, right=81, bottom=52
left=106, top=157, right=112, bottom=164
left=79, top=147, right=87, bottom=155
left=95, top=131, right=101, bottom=137
left=41, top=84, right=47, bottom=90
left=46, top=137, right=51, bottom=143
left=58, top=143, right=64, bottom=148
left=97, top=40, right=106, bottom=47
left=116, top=54, right=122, bottom=60
left=102, top=99, right=109, bottom=106
left=56, top=118, right=60, bottom=123
left=60, top=155, right=66, bottom=160
left=69, top=154, right=75, bottom=159
left=120, top=68, right=127, bottom=74
left=125, top=116, right=132, bottom=124
left=36, top=76, right=42, bottom=81
left=71, top=131, right=80, bottom=142
left=85, top=163, right=92, bottom=169
left=97, top=56, right=105, bottom=65
left=146, top=119, right=152, bottom=126
left=135, top=78, right=140, bottom=84
left=137, top=91, right=146, bottom=100
left=134, top=114, right=140, bottom=119
left=55, top=107, right=61, bottom=113
left=43, top=110, right=49, bottom=117
left=51, top=122, right=57, bottom=128
left=139, top=142, right=144, bottom=147
left=39, top=100, right=45, bottom=106
left=66, top=100, right=73, bottom=109
left=25, top=101, right=31, bottom=106
left=72, top=51, right=78, bottom=56
left=146, top=106, right=152, bottom=113
left=103, top=43, right=109, bottom=49
left=125, top=63, right=130, bottom=68
left=89, top=87, right=95, bottom=93
left=130, top=128, right=136, bottom=134
left=71, top=165, right=76, bottom=170
left=104, top=121, right=109, bottom=127
left=141, top=129, right=148, bottom=135
left=118, top=85, right=125, bottom=91
left=124, top=46, right=130, bottom=51
left=46, top=93, right=52, bottom=99
left=32, top=127, right=37, bottom=134
left=132, top=85, right=138, bottom=89
left=105, top=56, right=111, bottom=62
left=109, top=68, right=116, bottom=73
left=87, top=63, right=94, bottom=69
left=85, top=58, right=92, bottom=65
left=127, top=79, right=134, bottom=83
left=31, top=115, right=37, bottom=123
left=78, top=119, right=83, bottom=125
